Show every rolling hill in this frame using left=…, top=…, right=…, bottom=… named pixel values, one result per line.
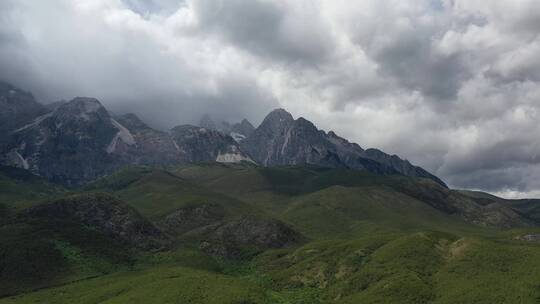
left=2, top=163, right=540, bottom=303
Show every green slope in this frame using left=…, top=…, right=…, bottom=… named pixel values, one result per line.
left=0, top=219, right=133, bottom=297
left=0, top=166, right=66, bottom=210
left=0, top=265, right=270, bottom=304
left=86, top=166, right=263, bottom=221
left=256, top=232, right=540, bottom=303
left=2, top=163, right=540, bottom=303
left=279, top=185, right=482, bottom=239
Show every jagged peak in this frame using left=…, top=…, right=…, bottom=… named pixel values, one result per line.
left=261, top=108, right=294, bottom=126
left=240, top=118, right=253, bottom=126
left=65, top=97, right=103, bottom=111
left=54, top=97, right=108, bottom=121
left=229, top=118, right=255, bottom=137
left=326, top=130, right=363, bottom=150
left=269, top=108, right=293, bottom=117
left=294, top=117, right=318, bottom=130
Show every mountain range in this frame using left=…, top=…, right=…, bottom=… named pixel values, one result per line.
left=0, top=81, right=444, bottom=187
left=4, top=80, right=540, bottom=303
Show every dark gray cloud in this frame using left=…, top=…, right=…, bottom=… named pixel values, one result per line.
left=347, top=3, right=470, bottom=100
left=187, top=0, right=335, bottom=65
left=1, top=0, right=540, bottom=197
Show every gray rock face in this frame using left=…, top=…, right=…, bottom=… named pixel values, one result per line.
left=2, top=98, right=177, bottom=185
left=24, top=193, right=166, bottom=249
left=231, top=119, right=255, bottom=138
left=242, top=108, right=446, bottom=186
left=361, top=148, right=446, bottom=185
left=2, top=97, right=120, bottom=185
left=240, top=109, right=295, bottom=165
left=170, top=125, right=253, bottom=163
left=112, top=113, right=182, bottom=166
left=0, top=88, right=252, bottom=185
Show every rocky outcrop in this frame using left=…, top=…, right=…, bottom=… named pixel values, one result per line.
left=163, top=203, right=225, bottom=234
left=24, top=193, right=166, bottom=249
left=197, top=216, right=304, bottom=259
left=162, top=203, right=304, bottom=259
left=516, top=234, right=540, bottom=242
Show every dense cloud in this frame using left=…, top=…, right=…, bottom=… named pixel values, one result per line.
left=1, top=0, right=540, bottom=198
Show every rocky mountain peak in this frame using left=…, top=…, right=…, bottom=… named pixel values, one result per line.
left=240, top=118, right=253, bottom=126
left=262, top=108, right=294, bottom=125
left=294, top=117, right=319, bottom=131
left=250, top=109, right=295, bottom=142
left=230, top=119, right=255, bottom=138
left=54, top=97, right=109, bottom=123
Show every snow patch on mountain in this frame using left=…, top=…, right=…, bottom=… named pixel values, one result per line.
left=230, top=132, right=246, bottom=142
left=216, top=152, right=253, bottom=163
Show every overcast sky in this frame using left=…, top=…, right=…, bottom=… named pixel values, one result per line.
left=1, top=0, right=540, bottom=198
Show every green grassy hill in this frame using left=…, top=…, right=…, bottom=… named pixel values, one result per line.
left=85, top=166, right=261, bottom=221
left=0, top=166, right=67, bottom=210
left=2, top=163, right=540, bottom=303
